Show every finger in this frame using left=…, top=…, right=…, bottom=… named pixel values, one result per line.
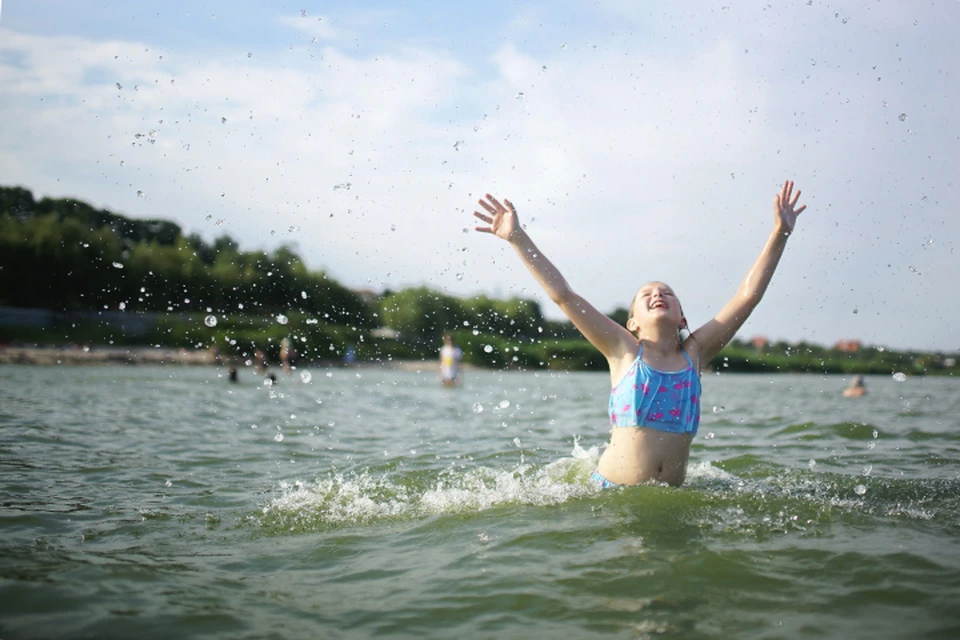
left=503, top=198, right=516, bottom=212
left=473, top=211, right=493, bottom=224
left=485, top=193, right=507, bottom=212
left=478, top=198, right=497, bottom=214
left=794, top=204, right=807, bottom=215
left=474, top=226, right=494, bottom=234
left=790, top=189, right=801, bottom=207
left=782, top=180, right=792, bottom=202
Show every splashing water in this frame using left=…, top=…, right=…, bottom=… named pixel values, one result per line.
left=257, top=441, right=603, bottom=531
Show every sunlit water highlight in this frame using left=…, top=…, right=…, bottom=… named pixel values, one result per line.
left=1, top=365, right=958, bottom=639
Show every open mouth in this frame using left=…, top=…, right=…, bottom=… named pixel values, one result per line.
left=649, top=300, right=667, bottom=310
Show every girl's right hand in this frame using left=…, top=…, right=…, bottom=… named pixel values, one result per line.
left=473, top=194, right=520, bottom=242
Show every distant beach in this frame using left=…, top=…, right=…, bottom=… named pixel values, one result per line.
left=0, top=345, right=457, bottom=372
left=0, top=345, right=217, bottom=366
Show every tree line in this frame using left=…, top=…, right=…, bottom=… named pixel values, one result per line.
left=2, top=185, right=954, bottom=375
left=0, top=185, right=577, bottom=361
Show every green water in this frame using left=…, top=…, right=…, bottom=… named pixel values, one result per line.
left=1, top=365, right=958, bottom=639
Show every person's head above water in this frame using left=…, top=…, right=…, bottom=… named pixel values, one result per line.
left=626, top=281, right=688, bottom=341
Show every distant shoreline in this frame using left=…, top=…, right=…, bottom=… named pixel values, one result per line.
left=0, top=345, right=218, bottom=366
left=0, top=345, right=462, bottom=372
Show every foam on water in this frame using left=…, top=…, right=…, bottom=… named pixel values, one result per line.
left=257, top=440, right=604, bottom=531
left=256, top=435, right=953, bottom=535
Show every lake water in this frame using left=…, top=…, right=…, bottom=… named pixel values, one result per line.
left=1, top=364, right=958, bottom=639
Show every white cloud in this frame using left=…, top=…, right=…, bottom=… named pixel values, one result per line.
left=0, top=1, right=958, bottom=350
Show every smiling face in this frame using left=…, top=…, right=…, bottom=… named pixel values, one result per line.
left=626, top=281, right=687, bottom=337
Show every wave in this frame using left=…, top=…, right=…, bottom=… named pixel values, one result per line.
left=252, top=441, right=959, bottom=536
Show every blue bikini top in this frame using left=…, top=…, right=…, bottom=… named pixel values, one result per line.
left=608, top=346, right=701, bottom=435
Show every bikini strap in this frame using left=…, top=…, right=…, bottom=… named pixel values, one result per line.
left=680, top=348, right=694, bottom=369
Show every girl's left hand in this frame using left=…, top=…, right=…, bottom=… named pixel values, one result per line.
left=774, top=180, right=806, bottom=232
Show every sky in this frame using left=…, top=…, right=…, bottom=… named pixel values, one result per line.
left=1, top=0, right=957, bottom=352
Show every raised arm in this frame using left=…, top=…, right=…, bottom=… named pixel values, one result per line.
left=690, top=180, right=807, bottom=366
left=473, top=194, right=635, bottom=362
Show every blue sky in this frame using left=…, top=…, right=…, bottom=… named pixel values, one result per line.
left=1, top=0, right=958, bottom=352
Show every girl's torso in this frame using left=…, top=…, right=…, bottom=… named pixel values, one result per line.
left=600, top=344, right=701, bottom=486
left=598, top=428, right=693, bottom=486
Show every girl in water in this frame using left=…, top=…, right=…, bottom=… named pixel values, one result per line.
left=473, top=180, right=807, bottom=487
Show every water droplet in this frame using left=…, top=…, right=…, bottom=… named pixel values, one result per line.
left=301, top=291, right=308, bottom=299
left=112, top=261, right=124, bottom=269
left=472, top=403, right=484, bottom=413
left=515, top=92, right=524, bottom=100
left=854, top=484, right=867, bottom=496
left=116, top=82, right=122, bottom=90
left=390, top=224, right=396, bottom=231
left=300, top=371, right=312, bottom=383
left=136, top=190, right=145, bottom=198
left=862, top=465, right=873, bottom=476
left=300, top=9, right=307, bottom=17
left=456, top=273, right=463, bottom=281
left=852, top=308, right=858, bottom=314
left=512, top=437, right=522, bottom=447
left=274, top=433, right=284, bottom=442
left=873, top=429, right=879, bottom=439
left=221, top=116, right=227, bottom=124
left=472, top=329, right=479, bottom=336
left=204, top=315, right=218, bottom=327
left=712, top=406, right=725, bottom=413
left=118, top=302, right=126, bottom=311
left=808, top=459, right=817, bottom=470
left=164, top=479, right=172, bottom=487
left=898, top=113, right=907, bottom=122
left=247, top=52, right=252, bottom=58
left=498, top=400, right=510, bottom=409
left=892, top=372, right=907, bottom=382
left=705, top=432, right=715, bottom=439
left=560, top=42, right=567, bottom=49
left=483, top=345, right=493, bottom=353
left=276, top=314, right=289, bottom=325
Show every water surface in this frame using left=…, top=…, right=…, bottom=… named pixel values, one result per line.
left=1, top=365, right=958, bottom=638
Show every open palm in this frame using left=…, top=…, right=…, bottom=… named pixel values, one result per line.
left=774, top=180, right=806, bottom=231
left=473, top=194, right=519, bottom=242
